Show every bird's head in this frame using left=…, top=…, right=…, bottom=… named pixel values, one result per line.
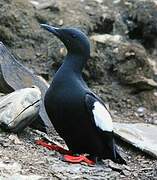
left=41, top=24, right=90, bottom=58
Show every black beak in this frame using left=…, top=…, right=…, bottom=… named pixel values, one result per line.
left=40, top=24, right=60, bottom=37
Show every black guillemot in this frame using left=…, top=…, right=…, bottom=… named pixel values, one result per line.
left=41, top=24, right=126, bottom=164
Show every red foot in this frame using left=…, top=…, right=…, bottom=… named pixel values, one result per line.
left=63, top=154, right=95, bottom=165
left=35, top=139, right=95, bottom=165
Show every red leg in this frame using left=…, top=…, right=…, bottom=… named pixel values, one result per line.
left=35, top=139, right=72, bottom=155
left=36, top=139, right=95, bottom=165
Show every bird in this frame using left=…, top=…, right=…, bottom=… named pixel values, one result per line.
left=41, top=24, right=126, bottom=164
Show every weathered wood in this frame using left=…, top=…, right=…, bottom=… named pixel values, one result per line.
left=114, top=122, right=157, bottom=158
left=0, top=42, right=53, bottom=132
left=0, top=87, right=41, bottom=133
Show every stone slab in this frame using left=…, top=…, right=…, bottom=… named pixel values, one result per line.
left=113, top=122, right=157, bottom=158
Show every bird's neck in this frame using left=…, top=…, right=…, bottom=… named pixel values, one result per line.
left=62, top=53, right=87, bottom=74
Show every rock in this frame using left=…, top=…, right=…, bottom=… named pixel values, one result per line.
left=0, top=161, right=21, bottom=175
left=90, top=34, right=123, bottom=44
left=30, top=0, right=58, bottom=10
left=131, top=77, right=157, bottom=91
left=138, top=90, right=157, bottom=111
left=114, top=122, right=157, bottom=158
left=137, top=107, right=146, bottom=117
left=154, top=92, right=157, bottom=96
left=137, top=107, right=146, bottom=113
left=120, top=0, right=157, bottom=52
left=122, top=169, right=131, bottom=176
left=147, top=113, right=157, bottom=125
left=0, top=43, right=53, bottom=133
left=8, top=135, right=22, bottom=144
left=108, top=160, right=131, bottom=173
left=0, top=174, right=43, bottom=180
left=91, top=34, right=157, bottom=91
left=108, top=160, right=123, bottom=172
left=0, top=87, right=41, bottom=133
left=93, top=0, right=103, bottom=3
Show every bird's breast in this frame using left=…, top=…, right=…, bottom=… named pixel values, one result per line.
left=45, top=80, right=85, bottom=113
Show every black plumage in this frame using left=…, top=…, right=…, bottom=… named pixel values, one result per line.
left=42, top=24, right=126, bottom=164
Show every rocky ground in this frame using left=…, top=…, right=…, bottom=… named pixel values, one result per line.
left=0, top=128, right=156, bottom=180
left=0, top=0, right=157, bottom=179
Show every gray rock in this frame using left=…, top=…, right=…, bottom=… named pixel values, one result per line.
left=137, top=107, right=146, bottom=114
left=29, top=0, right=57, bottom=10
left=0, top=87, right=41, bottom=133
left=114, top=122, right=157, bottom=158
left=136, top=107, right=147, bottom=117
left=90, top=34, right=123, bottom=44
left=0, top=161, right=21, bottom=175
left=0, top=43, right=53, bottom=133
left=91, top=34, right=157, bottom=91
left=0, top=174, right=43, bottom=180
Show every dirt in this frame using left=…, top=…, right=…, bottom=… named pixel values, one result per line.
left=0, top=0, right=157, bottom=179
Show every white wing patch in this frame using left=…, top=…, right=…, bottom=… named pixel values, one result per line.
left=93, top=101, right=113, bottom=132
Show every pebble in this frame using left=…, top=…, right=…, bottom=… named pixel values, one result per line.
left=58, top=19, right=64, bottom=26
left=154, top=92, right=157, bottom=96
left=60, top=47, right=67, bottom=56
left=113, top=48, right=119, bottom=53
left=93, top=0, right=103, bottom=3
left=113, top=0, right=121, bottom=4
left=108, top=160, right=123, bottom=172
left=137, top=107, right=146, bottom=113
left=2, top=142, right=10, bottom=148
left=122, top=169, right=131, bottom=176
left=9, top=134, right=22, bottom=145
left=0, top=174, right=43, bottom=180
left=125, top=51, right=135, bottom=57
left=35, top=52, right=41, bottom=57
left=0, top=161, right=21, bottom=174
left=137, top=107, right=146, bottom=117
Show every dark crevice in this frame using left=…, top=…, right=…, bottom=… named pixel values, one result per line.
left=126, top=17, right=157, bottom=51
left=93, top=17, right=114, bottom=34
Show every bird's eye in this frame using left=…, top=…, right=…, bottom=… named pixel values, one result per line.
left=71, top=33, right=77, bottom=38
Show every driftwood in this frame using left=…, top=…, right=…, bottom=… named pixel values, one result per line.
left=0, top=87, right=41, bottom=133
left=0, top=42, right=53, bottom=133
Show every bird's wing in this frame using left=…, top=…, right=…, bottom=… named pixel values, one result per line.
left=85, top=93, right=113, bottom=132
left=85, top=93, right=126, bottom=164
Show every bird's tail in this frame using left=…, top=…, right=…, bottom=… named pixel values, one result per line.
left=108, top=138, right=126, bottom=164
left=102, top=132, right=126, bottom=164
left=114, top=145, right=126, bottom=164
